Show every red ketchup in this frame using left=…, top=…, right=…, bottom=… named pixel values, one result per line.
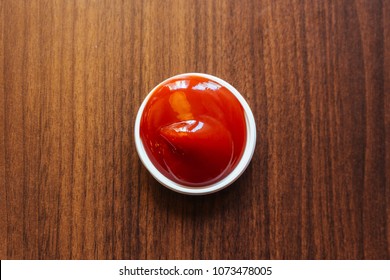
left=140, top=75, right=247, bottom=187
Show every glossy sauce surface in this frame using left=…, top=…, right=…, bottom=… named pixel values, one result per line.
left=140, top=75, right=247, bottom=186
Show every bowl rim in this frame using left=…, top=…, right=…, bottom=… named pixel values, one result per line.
left=134, top=73, right=256, bottom=195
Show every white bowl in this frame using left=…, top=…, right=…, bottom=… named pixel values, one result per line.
left=134, top=73, right=256, bottom=195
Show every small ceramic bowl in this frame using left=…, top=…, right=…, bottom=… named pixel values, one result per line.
left=134, top=73, right=256, bottom=195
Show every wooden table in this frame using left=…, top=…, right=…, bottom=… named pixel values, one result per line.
left=1, top=0, right=389, bottom=260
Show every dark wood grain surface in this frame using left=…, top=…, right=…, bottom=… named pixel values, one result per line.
left=1, top=0, right=389, bottom=260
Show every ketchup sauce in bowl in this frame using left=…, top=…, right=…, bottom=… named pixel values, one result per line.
left=135, top=73, right=256, bottom=195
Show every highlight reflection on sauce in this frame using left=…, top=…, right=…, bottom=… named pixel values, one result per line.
left=140, top=75, right=246, bottom=187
